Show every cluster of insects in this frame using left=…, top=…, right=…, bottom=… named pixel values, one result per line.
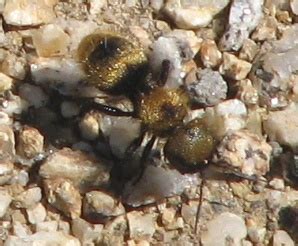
left=76, top=31, right=216, bottom=177
left=74, top=31, right=219, bottom=232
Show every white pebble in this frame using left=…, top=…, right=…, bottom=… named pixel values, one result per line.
left=273, top=230, right=295, bottom=246
left=0, top=190, right=12, bottom=217
left=26, top=203, right=47, bottom=224
left=201, top=212, right=247, bottom=246
left=3, top=0, right=55, bottom=26
left=203, top=99, right=247, bottom=140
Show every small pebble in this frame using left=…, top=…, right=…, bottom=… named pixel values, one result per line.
left=18, top=83, right=48, bottom=108
left=0, top=160, right=14, bottom=185
left=13, top=187, right=42, bottom=209
left=200, top=39, right=222, bottom=68
left=71, top=218, right=103, bottom=245
left=30, top=57, right=85, bottom=92
left=163, top=0, right=229, bottom=29
left=273, top=230, right=295, bottom=246
left=291, top=0, right=298, bottom=15
left=12, top=221, right=32, bottom=238
left=269, top=178, right=285, bottom=191
left=88, top=0, right=107, bottom=15
left=0, top=125, right=15, bottom=161
left=35, top=221, right=58, bottom=232
left=10, top=170, right=29, bottom=186
left=1, top=53, right=27, bottom=80
left=123, top=164, right=200, bottom=207
left=219, top=52, right=252, bottom=80
left=39, top=148, right=111, bottom=191
left=161, top=207, right=176, bottom=226
left=26, top=203, right=47, bottom=225
left=239, top=39, right=259, bottom=62
left=264, top=103, right=298, bottom=150
left=236, top=79, right=258, bottom=106
left=203, top=99, right=247, bottom=140
left=43, top=178, right=82, bottom=219
left=5, top=231, right=80, bottom=246
left=3, top=0, right=56, bottom=26
left=181, top=201, right=201, bottom=228
left=127, top=211, right=156, bottom=240
left=0, top=72, right=13, bottom=93
left=213, top=129, right=272, bottom=176
left=185, top=68, right=227, bottom=107
left=251, top=16, right=277, bottom=41
left=219, top=0, right=264, bottom=51
left=166, top=29, right=202, bottom=56
left=201, top=212, right=247, bottom=246
left=83, top=191, right=125, bottom=219
left=247, top=227, right=266, bottom=244
left=32, top=24, right=70, bottom=57
left=17, top=126, right=44, bottom=159
left=79, top=111, right=101, bottom=141
left=0, top=190, right=12, bottom=217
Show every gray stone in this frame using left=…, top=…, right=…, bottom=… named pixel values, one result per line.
left=219, top=0, right=264, bottom=51
left=39, top=148, right=111, bottom=191
left=186, top=68, right=227, bottom=107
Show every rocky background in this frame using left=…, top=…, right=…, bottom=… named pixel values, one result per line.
left=0, top=0, right=297, bottom=245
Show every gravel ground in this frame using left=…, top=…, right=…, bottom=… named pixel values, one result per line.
left=0, top=0, right=298, bottom=245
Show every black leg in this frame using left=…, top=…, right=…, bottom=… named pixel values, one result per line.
left=80, top=99, right=134, bottom=117
left=133, top=135, right=157, bottom=185
left=55, top=92, right=135, bottom=117
left=124, top=130, right=146, bottom=156
left=194, top=178, right=205, bottom=234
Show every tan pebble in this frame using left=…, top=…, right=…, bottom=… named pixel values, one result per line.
left=219, top=53, right=252, bottom=80
left=32, top=24, right=70, bottom=57
left=200, top=39, right=222, bottom=68
left=17, top=126, right=44, bottom=159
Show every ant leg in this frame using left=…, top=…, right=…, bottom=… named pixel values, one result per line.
left=110, top=131, right=146, bottom=194
left=56, top=93, right=134, bottom=117
left=157, top=59, right=171, bottom=87
left=125, top=130, right=147, bottom=157
left=194, top=178, right=205, bottom=234
left=133, top=135, right=157, bottom=185
left=79, top=98, right=134, bottom=117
